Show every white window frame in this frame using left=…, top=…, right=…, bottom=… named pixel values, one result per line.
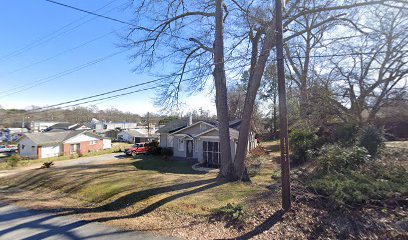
left=203, top=141, right=220, bottom=166
left=90, top=140, right=98, bottom=145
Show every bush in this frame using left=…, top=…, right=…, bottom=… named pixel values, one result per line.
left=160, top=147, right=173, bottom=157
left=305, top=144, right=407, bottom=205
left=358, top=125, right=384, bottom=157
left=146, top=141, right=161, bottom=155
left=213, top=203, right=245, bottom=222
left=289, top=128, right=318, bottom=165
left=333, top=123, right=358, bottom=144
left=314, top=144, right=370, bottom=175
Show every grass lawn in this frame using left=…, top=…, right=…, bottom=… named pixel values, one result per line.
left=0, top=142, right=279, bottom=217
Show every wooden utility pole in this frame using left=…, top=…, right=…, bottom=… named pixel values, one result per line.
left=147, top=112, right=150, bottom=137
left=275, top=0, right=291, bottom=211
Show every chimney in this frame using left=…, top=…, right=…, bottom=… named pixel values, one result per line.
left=188, top=114, right=193, bottom=126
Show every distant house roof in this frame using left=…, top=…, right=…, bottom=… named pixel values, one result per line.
left=157, top=119, right=188, bottom=134
left=20, top=130, right=103, bottom=146
left=119, top=129, right=154, bottom=138
left=43, top=123, right=91, bottom=132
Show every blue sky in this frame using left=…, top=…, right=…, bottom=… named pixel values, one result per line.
left=0, top=0, right=215, bottom=116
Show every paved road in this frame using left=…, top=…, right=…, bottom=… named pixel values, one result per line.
left=0, top=202, right=172, bottom=240
left=0, top=153, right=125, bottom=178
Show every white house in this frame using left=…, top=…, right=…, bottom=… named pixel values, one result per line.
left=117, top=129, right=158, bottom=143
left=158, top=118, right=257, bottom=167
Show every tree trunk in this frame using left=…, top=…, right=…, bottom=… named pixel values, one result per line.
left=233, top=27, right=276, bottom=181
left=214, top=0, right=233, bottom=180
left=299, top=78, right=308, bottom=118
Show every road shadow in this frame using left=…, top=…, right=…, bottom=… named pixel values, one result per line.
left=233, top=209, right=286, bottom=240
left=0, top=202, right=165, bottom=239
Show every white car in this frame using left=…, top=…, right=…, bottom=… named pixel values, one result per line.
left=0, top=145, right=16, bottom=153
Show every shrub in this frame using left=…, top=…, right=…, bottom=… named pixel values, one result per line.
left=314, top=144, right=370, bottom=175
left=289, top=128, right=318, bottom=165
left=305, top=144, right=407, bottom=205
left=160, top=147, right=173, bottom=157
left=333, top=123, right=358, bottom=144
left=358, top=125, right=384, bottom=157
left=146, top=141, right=161, bottom=155
left=213, top=203, right=245, bottom=222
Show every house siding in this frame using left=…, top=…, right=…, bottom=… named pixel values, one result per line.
left=160, top=134, right=168, bottom=147
left=172, top=135, right=185, bottom=158
left=18, top=138, right=38, bottom=158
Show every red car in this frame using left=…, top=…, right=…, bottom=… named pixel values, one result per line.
left=125, top=143, right=148, bottom=156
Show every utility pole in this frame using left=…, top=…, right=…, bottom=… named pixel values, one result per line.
left=275, top=0, right=291, bottom=211
left=147, top=112, right=150, bottom=138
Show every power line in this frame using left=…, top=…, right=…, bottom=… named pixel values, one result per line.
left=0, top=63, right=248, bottom=120
left=0, top=30, right=116, bottom=83
left=0, top=0, right=121, bottom=62
left=0, top=49, right=128, bottom=99
left=45, top=0, right=190, bottom=41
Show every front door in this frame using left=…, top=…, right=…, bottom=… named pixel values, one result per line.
left=186, top=140, right=193, bottom=158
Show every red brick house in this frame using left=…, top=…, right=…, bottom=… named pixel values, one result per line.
left=18, top=130, right=110, bottom=159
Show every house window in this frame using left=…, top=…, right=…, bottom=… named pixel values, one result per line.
left=203, top=141, right=220, bottom=166
left=178, top=138, right=184, bottom=151
left=90, top=140, right=98, bottom=145
left=70, top=144, right=79, bottom=154
left=22, top=145, right=25, bottom=149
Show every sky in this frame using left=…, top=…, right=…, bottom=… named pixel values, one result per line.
left=0, top=0, right=216, bottom=116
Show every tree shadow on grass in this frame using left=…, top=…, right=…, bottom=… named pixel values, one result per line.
left=54, top=177, right=221, bottom=222
left=233, top=209, right=286, bottom=240
left=94, top=178, right=223, bottom=222
left=124, top=154, right=205, bottom=175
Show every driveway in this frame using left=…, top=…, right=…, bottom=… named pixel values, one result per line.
left=0, top=202, right=172, bottom=240
left=0, top=153, right=125, bottom=178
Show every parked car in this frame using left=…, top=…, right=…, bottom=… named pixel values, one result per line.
left=0, top=145, right=16, bottom=153
left=125, top=143, right=148, bottom=156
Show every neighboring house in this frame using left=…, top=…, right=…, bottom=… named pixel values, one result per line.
left=18, top=130, right=111, bottom=159
left=43, top=123, right=91, bottom=132
left=1, top=128, right=28, bottom=142
left=29, top=121, right=63, bottom=132
left=158, top=118, right=257, bottom=167
left=117, top=129, right=158, bottom=143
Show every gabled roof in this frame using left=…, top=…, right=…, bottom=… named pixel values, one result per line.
left=119, top=129, right=153, bottom=138
left=156, top=119, right=188, bottom=134
left=170, top=121, right=216, bottom=135
left=20, top=130, right=85, bottom=146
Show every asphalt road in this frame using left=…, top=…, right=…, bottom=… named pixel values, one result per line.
left=0, top=202, right=173, bottom=240
left=0, top=152, right=125, bottom=178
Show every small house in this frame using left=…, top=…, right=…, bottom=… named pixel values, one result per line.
left=18, top=130, right=111, bottom=159
left=117, top=129, right=158, bottom=143
left=158, top=118, right=257, bottom=167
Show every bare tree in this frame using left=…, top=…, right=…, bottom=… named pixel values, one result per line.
left=327, top=7, right=408, bottom=125
left=123, top=0, right=408, bottom=181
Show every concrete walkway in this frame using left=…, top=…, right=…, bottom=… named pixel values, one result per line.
left=0, top=152, right=124, bottom=178
left=0, top=202, right=173, bottom=240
